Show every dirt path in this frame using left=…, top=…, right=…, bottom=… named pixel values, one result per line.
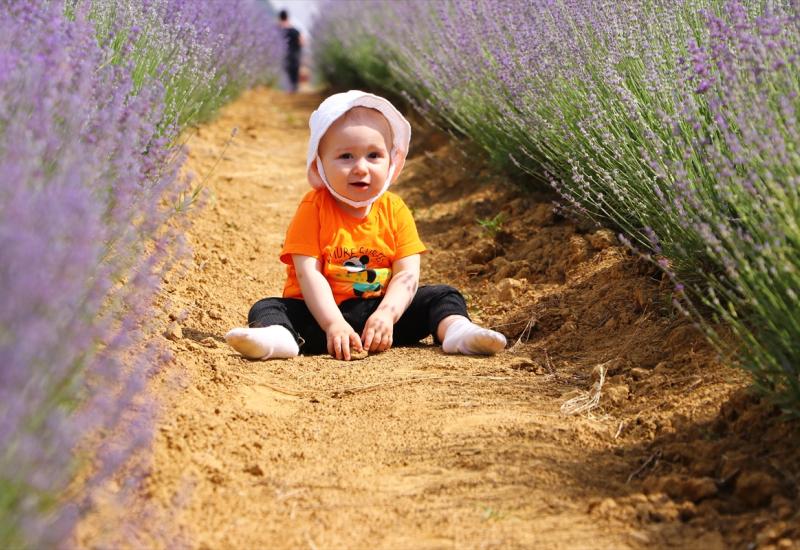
left=83, top=88, right=793, bottom=549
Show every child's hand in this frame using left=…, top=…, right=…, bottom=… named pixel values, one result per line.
left=362, top=310, right=394, bottom=353
left=325, top=320, right=363, bottom=361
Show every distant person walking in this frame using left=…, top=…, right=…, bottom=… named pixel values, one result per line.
left=279, top=9, right=303, bottom=93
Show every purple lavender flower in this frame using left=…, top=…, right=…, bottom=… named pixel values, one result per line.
left=311, top=0, right=800, bottom=412
left=1, top=1, right=283, bottom=546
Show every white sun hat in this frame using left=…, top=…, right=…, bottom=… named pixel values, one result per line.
left=306, top=90, right=411, bottom=208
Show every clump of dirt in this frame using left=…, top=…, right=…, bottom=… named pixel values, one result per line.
left=400, top=127, right=800, bottom=549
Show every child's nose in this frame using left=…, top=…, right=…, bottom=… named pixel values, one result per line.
left=352, top=157, right=368, bottom=175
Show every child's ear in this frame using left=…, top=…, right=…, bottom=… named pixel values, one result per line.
left=308, top=160, right=325, bottom=188
left=390, top=150, right=406, bottom=184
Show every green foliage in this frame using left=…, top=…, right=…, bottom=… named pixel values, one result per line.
left=476, top=212, right=507, bottom=238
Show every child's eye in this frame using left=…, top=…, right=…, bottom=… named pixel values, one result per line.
left=338, top=153, right=352, bottom=159
left=368, top=152, right=383, bottom=159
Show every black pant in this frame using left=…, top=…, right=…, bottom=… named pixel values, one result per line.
left=247, top=284, right=468, bottom=354
left=284, top=54, right=300, bottom=92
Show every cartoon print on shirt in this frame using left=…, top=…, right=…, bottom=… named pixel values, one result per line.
left=329, top=254, right=392, bottom=298
left=343, top=255, right=380, bottom=297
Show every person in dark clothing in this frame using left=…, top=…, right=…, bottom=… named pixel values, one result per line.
left=279, top=10, right=302, bottom=93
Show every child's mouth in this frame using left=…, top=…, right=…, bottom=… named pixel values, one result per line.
left=349, top=181, right=370, bottom=189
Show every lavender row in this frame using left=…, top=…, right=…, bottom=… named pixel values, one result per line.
left=0, top=2, right=282, bottom=546
left=312, top=1, right=800, bottom=413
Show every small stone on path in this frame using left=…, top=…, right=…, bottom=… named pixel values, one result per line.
left=200, top=337, right=219, bottom=348
left=164, top=322, right=183, bottom=341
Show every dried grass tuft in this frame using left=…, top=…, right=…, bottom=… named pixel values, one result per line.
left=560, top=361, right=610, bottom=415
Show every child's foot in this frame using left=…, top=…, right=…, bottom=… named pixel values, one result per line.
left=225, top=326, right=299, bottom=360
left=441, top=318, right=506, bottom=355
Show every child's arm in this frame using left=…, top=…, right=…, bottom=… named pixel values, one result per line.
left=292, top=254, right=363, bottom=360
left=361, top=254, right=421, bottom=352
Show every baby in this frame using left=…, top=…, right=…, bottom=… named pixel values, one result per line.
left=225, top=90, right=506, bottom=361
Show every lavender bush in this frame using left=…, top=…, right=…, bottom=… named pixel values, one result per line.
left=88, top=0, right=284, bottom=132
left=311, top=1, right=398, bottom=93
left=311, top=0, right=800, bottom=413
left=1, top=1, right=282, bottom=546
left=651, top=4, right=800, bottom=411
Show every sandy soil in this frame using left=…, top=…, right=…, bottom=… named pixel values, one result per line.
left=79, top=88, right=799, bottom=549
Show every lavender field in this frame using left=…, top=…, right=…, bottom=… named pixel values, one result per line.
left=312, top=0, right=800, bottom=414
left=0, top=1, right=282, bottom=546
left=4, top=0, right=800, bottom=546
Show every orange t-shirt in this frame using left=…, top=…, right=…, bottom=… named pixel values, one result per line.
left=279, top=189, right=427, bottom=304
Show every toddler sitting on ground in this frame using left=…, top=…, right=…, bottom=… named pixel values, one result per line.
left=226, top=90, right=506, bottom=360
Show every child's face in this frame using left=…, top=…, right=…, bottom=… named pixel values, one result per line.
left=318, top=107, right=392, bottom=206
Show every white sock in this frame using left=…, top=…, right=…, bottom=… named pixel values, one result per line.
left=225, top=326, right=299, bottom=360
left=441, top=318, right=506, bottom=355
